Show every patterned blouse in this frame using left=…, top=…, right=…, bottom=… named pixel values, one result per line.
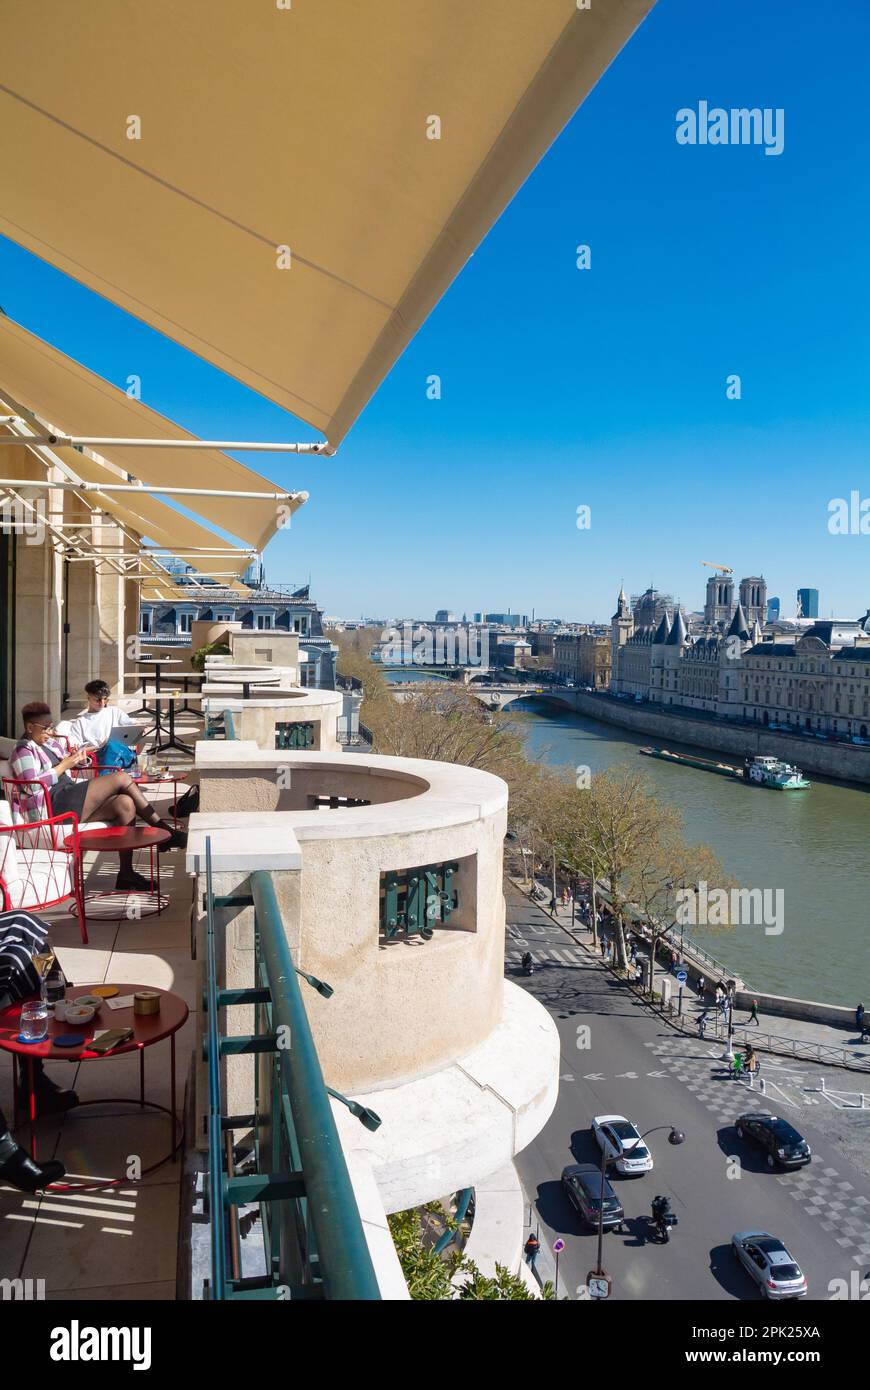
left=8, top=737, right=67, bottom=818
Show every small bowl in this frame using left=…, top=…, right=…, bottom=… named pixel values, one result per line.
left=72, top=995, right=103, bottom=1012
left=63, top=1003, right=96, bottom=1025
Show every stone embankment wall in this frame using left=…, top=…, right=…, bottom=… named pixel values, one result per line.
left=542, top=690, right=870, bottom=786
left=670, top=947, right=856, bottom=1029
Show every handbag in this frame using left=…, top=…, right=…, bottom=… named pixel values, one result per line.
left=97, top=738, right=138, bottom=774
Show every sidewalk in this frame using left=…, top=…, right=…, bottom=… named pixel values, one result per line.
left=512, top=878, right=870, bottom=1074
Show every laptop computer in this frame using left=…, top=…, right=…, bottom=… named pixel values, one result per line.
left=109, top=725, right=143, bottom=747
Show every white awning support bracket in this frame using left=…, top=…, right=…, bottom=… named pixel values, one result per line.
left=0, top=477, right=305, bottom=502
left=0, top=425, right=330, bottom=454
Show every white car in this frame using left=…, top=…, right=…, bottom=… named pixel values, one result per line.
left=731, top=1231, right=808, bottom=1299
left=592, top=1115, right=654, bottom=1175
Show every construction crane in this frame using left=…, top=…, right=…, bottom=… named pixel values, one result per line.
left=701, top=561, right=733, bottom=575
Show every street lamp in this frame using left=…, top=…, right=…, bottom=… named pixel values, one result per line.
left=720, top=979, right=737, bottom=1063
left=588, top=1126, right=685, bottom=1301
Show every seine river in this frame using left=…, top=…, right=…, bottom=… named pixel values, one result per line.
left=511, top=698, right=870, bottom=1007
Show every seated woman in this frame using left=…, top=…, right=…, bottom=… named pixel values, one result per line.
left=9, top=702, right=185, bottom=892
left=0, top=904, right=78, bottom=1124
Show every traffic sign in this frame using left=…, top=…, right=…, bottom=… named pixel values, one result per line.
left=553, top=1238, right=565, bottom=1254
left=676, top=969, right=688, bottom=983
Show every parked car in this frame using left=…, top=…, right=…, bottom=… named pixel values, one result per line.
left=731, top=1231, right=808, bottom=1299
left=735, top=1113, right=811, bottom=1169
left=592, top=1115, right=654, bottom=1175
left=561, top=1163, right=625, bottom=1229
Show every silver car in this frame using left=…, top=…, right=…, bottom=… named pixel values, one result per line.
left=731, top=1231, right=808, bottom=1299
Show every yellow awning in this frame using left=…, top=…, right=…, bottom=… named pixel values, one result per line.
left=0, top=431, right=253, bottom=594
left=0, top=316, right=308, bottom=551
left=0, top=0, right=654, bottom=446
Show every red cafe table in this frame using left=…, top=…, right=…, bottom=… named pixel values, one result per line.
left=64, top=824, right=171, bottom=923
left=0, top=983, right=189, bottom=1188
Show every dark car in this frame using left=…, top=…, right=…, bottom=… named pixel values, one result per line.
left=735, top=1113, right=812, bottom=1169
left=561, top=1164, right=625, bottom=1229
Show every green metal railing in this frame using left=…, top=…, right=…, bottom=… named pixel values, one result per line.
left=203, top=838, right=381, bottom=1300
left=275, top=720, right=315, bottom=750
left=380, top=861, right=459, bottom=941
left=203, top=706, right=237, bottom=740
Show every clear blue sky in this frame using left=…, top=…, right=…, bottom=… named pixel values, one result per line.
left=1, top=0, right=868, bottom=623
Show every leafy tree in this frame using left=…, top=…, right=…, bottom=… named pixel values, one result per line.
left=456, top=1262, right=535, bottom=1300
left=388, top=1208, right=543, bottom=1300
left=556, top=765, right=734, bottom=976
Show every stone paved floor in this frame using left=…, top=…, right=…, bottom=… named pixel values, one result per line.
left=0, top=710, right=201, bottom=1301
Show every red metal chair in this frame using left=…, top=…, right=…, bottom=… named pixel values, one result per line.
left=0, top=806, right=89, bottom=944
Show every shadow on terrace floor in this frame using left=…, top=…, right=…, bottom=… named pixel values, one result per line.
left=0, top=770, right=199, bottom=1301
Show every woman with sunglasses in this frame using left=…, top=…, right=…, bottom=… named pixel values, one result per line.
left=9, top=702, right=185, bottom=892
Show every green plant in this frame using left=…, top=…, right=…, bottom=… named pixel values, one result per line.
left=456, top=1262, right=535, bottom=1300
left=191, top=640, right=231, bottom=673
left=388, top=1208, right=541, bottom=1300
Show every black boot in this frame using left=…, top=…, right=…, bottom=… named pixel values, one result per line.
left=19, top=1067, right=79, bottom=1117
left=116, top=867, right=153, bottom=892
left=155, top=819, right=187, bottom=852
left=0, top=1145, right=65, bottom=1192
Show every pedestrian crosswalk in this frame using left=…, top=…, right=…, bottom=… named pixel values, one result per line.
left=506, top=947, right=580, bottom=967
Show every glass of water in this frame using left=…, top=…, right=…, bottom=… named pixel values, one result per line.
left=20, top=1000, right=49, bottom=1041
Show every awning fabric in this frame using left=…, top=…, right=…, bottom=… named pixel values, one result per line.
left=0, top=431, right=252, bottom=594
left=0, top=316, right=308, bottom=551
left=0, top=0, right=654, bottom=446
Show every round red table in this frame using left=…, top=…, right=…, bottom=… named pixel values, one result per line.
left=0, top=983, right=189, bottom=1188
left=65, top=824, right=171, bottom=921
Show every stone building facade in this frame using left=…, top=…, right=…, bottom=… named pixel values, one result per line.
left=610, top=587, right=870, bottom=738
left=554, top=631, right=611, bottom=688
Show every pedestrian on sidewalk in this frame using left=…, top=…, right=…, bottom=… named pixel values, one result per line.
left=698, top=1012, right=707, bottom=1038
left=747, top=998, right=760, bottom=1026
left=697, top=974, right=705, bottom=1000
left=524, top=1232, right=540, bottom=1270
left=857, top=1002, right=866, bottom=1031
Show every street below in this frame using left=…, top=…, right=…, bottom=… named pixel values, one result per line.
left=507, top=886, right=870, bottom=1303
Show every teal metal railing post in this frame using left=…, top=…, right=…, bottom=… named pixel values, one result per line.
left=223, top=708, right=237, bottom=741
left=204, top=837, right=227, bottom=1299
left=251, top=869, right=381, bottom=1301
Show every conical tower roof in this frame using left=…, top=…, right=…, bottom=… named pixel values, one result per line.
left=727, top=602, right=751, bottom=641
left=666, top=609, right=687, bottom=646
left=612, top=584, right=630, bottom=621
left=653, top=611, right=671, bottom=644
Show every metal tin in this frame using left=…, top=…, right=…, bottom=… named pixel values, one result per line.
left=133, top=990, right=161, bottom=1016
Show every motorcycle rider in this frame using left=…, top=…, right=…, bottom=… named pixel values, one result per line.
left=651, top=1194, right=671, bottom=1221
left=521, top=950, right=534, bottom=974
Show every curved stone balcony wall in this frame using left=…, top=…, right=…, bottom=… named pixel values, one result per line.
left=192, top=750, right=508, bottom=1093
left=204, top=687, right=343, bottom=752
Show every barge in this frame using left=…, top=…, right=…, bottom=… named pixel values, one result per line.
left=640, top=747, right=810, bottom=789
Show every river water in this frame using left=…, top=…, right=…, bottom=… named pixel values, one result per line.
left=510, top=699, right=870, bottom=1006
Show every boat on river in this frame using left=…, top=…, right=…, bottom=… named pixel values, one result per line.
left=639, top=747, right=810, bottom=790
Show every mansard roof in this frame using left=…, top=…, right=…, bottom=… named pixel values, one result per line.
left=727, top=602, right=751, bottom=640
left=746, top=642, right=795, bottom=655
